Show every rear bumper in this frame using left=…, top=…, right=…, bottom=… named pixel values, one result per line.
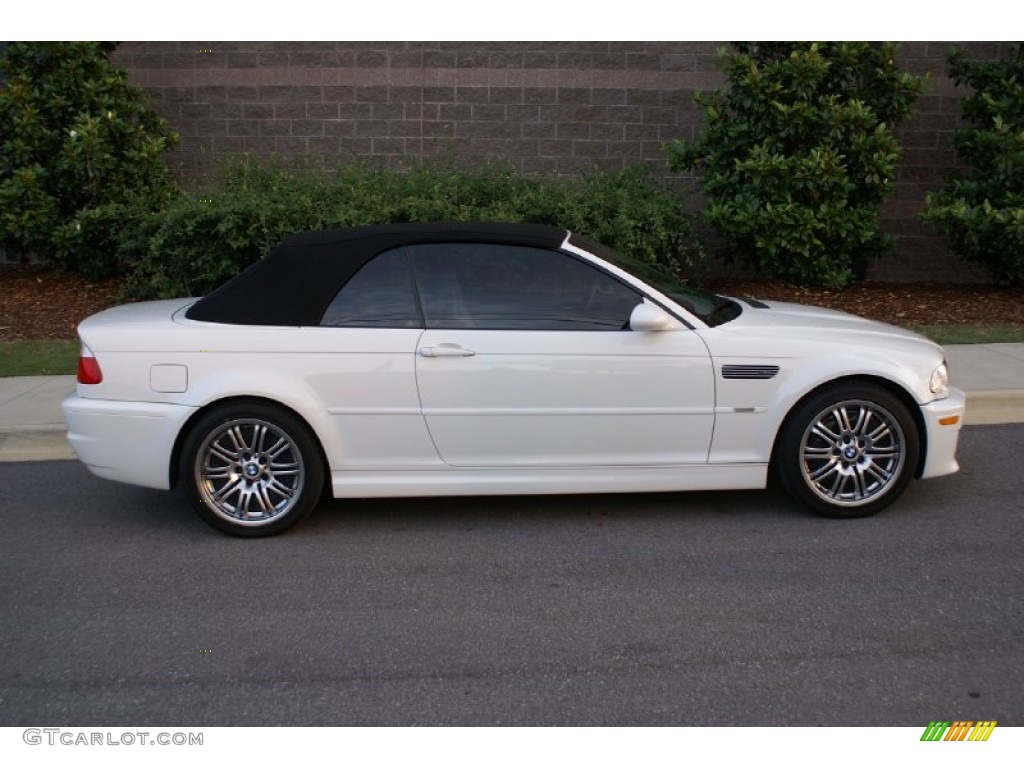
left=919, top=387, right=966, bottom=479
left=62, top=394, right=197, bottom=490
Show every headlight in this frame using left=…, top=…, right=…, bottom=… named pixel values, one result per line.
left=929, top=362, right=949, bottom=399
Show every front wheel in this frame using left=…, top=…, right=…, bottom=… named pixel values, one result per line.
left=774, top=383, right=920, bottom=518
left=180, top=401, right=324, bottom=536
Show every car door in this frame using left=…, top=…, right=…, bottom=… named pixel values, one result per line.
left=411, top=242, right=715, bottom=468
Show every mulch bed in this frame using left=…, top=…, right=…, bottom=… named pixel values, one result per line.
left=1, top=262, right=1022, bottom=341
left=1, top=264, right=124, bottom=341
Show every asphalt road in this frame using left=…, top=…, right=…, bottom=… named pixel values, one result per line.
left=0, top=425, right=1021, bottom=726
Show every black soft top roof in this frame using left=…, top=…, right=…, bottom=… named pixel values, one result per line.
left=185, top=222, right=568, bottom=326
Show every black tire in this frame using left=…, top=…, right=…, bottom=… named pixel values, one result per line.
left=774, top=382, right=920, bottom=519
left=180, top=401, right=324, bottom=537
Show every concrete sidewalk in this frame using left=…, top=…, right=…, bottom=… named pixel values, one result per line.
left=1, top=344, right=1023, bottom=462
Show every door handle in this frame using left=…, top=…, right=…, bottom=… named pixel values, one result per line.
left=419, top=344, right=476, bottom=358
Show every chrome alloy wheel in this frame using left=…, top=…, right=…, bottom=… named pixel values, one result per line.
left=799, top=400, right=906, bottom=507
left=194, top=418, right=305, bottom=526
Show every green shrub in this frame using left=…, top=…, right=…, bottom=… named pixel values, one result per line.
left=667, top=42, right=924, bottom=288
left=922, top=45, right=1024, bottom=285
left=125, top=160, right=704, bottom=299
left=0, top=42, right=178, bottom=277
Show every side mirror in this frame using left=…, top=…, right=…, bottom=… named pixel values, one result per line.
left=629, top=302, right=675, bottom=332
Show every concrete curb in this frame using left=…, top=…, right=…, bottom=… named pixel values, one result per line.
left=0, top=428, right=75, bottom=462
left=964, top=390, right=1024, bottom=426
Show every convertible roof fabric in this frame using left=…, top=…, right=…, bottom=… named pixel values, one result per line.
left=185, top=222, right=567, bottom=326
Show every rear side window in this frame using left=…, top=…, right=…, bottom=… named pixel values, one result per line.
left=320, top=248, right=423, bottom=328
left=410, top=243, right=640, bottom=331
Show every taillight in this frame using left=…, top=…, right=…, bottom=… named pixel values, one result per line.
left=76, top=343, right=103, bottom=385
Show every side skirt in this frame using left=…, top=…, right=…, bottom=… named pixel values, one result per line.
left=330, top=464, right=767, bottom=499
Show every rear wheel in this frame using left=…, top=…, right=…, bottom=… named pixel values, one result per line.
left=180, top=401, right=324, bottom=536
left=775, top=383, right=920, bottom=518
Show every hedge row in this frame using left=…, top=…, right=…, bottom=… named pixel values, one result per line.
left=115, top=161, right=705, bottom=299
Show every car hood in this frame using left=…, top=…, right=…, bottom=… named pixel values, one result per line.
left=738, top=298, right=927, bottom=336
left=701, top=297, right=945, bottom=362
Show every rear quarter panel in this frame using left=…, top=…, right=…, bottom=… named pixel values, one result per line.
left=79, top=309, right=439, bottom=472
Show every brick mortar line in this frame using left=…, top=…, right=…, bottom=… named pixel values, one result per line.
left=131, top=66, right=729, bottom=90
left=127, top=66, right=969, bottom=97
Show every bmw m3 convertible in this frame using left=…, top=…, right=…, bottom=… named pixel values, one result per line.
left=63, top=222, right=965, bottom=536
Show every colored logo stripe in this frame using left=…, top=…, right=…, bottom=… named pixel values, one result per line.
left=968, top=721, right=997, bottom=741
left=920, top=721, right=996, bottom=741
left=945, top=721, right=973, bottom=741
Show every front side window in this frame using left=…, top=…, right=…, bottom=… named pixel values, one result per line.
left=321, top=247, right=422, bottom=328
left=410, top=243, right=640, bottom=331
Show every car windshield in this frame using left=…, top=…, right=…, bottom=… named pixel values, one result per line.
left=568, top=233, right=740, bottom=327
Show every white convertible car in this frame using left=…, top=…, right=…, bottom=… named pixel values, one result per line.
left=63, top=222, right=965, bottom=536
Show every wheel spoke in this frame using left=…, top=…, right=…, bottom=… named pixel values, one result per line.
left=250, top=483, right=269, bottom=513
left=267, top=437, right=289, bottom=459
left=803, top=444, right=832, bottom=456
left=864, top=462, right=892, bottom=485
left=866, top=447, right=899, bottom=460
left=868, top=423, right=891, bottom=442
left=226, top=426, right=246, bottom=452
left=258, top=425, right=270, bottom=454
left=835, top=407, right=852, bottom=433
left=852, top=467, right=867, bottom=499
left=236, top=485, right=258, bottom=515
left=825, top=469, right=844, bottom=498
left=203, top=465, right=233, bottom=480
left=212, top=477, right=243, bottom=502
left=849, top=407, right=867, bottom=435
left=266, top=477, right=296, bottom=501
left=813, top=422, right=841, bottom=442
left=208, top=443, right=237, bottom=465
left=808, top=459, right=839, bottom=482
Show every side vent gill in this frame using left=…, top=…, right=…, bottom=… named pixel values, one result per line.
left=721, top=364, right=780, bottom=380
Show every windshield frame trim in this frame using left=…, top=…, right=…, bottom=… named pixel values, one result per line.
left=560, top=233, right=707, bottom=330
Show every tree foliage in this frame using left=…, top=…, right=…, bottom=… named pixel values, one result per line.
left=922, top=45, right=1024, bottom=285
left=668, top=42, right=923, bottom=288
left=0, top=42, right=178, bottom=276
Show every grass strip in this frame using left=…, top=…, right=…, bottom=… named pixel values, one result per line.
left=0, top=340, right=79, bottom=377
left=908, top=324, right=1024, bottom=345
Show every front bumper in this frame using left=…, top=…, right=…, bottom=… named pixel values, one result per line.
left=62, top=394, right=197, bottom=490
left=919, top=386, right=966, bottom=479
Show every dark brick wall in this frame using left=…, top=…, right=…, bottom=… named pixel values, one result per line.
left=111, top=41, right=1017, bottom=283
